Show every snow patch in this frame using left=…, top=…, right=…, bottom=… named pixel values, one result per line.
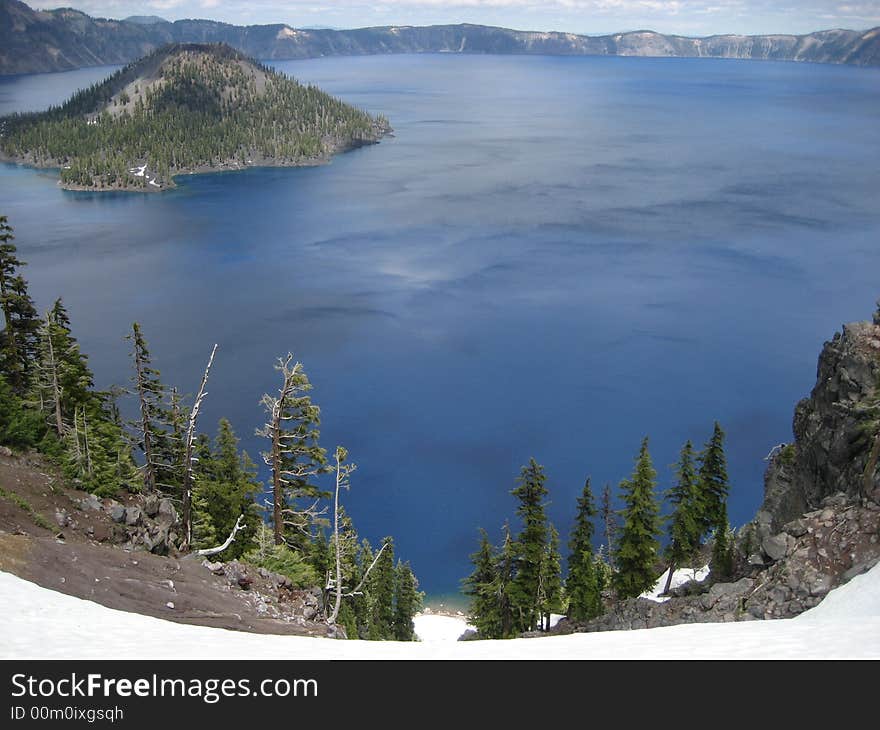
left=1, top=564, right=878, bottom=659
left=413, top=614, right=472, bottom=642
left=641, top=565, right=710, bottom=603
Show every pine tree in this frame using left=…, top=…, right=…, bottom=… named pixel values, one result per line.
left=367, top=537, right=395, bottom=640
left=710, top=506, right=734, bottom=581
left=257, top=353, right=327, bottom=545
left=494, top=522, right=518, bottom=638
left=127, top=323, right=171, bottom=493
left=567, top=477, right=603, bottom=621
left=600, top=482, right=617, bottom=569
left=462, top=528, right=502, bottom=638
left=0, top=218, right=40, bottom=394
left=508, top=458, right=550, bottom=632
left=613, top=437, right=662, bottom=599
left=191, top=418, right=261, bottom=559
left=662, top=440, right=703, bottom=595
left=393, top=560, right=421, bottom=641
left=538, top=524, right=563, bottom=630
left=698, top=422, right=730, bottom=532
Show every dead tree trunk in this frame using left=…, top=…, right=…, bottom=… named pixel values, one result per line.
left=196, top=514, right=245, bottom=557
left=182, top=343, right=217, bottom=550
left=329, top=446, right=355, bottom=625
left=662, top=560, right=676, bottom=596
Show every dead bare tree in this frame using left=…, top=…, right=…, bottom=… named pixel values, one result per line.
left=328, top=445, right=356, bottom=625
left=257, top=353, right=327, bottom=545
left=181, top=343, right=218, bottom=549
left=196, top=514, right=245, bottom=558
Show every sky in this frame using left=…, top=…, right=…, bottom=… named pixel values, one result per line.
left=26, top=1, right=880, bottom=36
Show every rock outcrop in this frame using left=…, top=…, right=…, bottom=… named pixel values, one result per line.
left=760, top=316, right=880, bottom=529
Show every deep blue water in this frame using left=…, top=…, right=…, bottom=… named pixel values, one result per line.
left=1, top=55, right=879, bottom=597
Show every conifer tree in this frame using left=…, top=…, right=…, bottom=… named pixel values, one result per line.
left=127, top=323, right=170, bottom=493
left=0, top=218, right=40, bottom=394
left=257, top=353, right=327, bottom=545
left=191, top=418, right=261, bottom=559
left=393, top=560, right=421, bottom=641
left=368, top=536, right=395, bottom=640
left=710, top=507, right=734, bottom=581
left=600, top=482, right=617, bottom=569
left=494, top=522, right=518, bottom=638
left=538, top=524, right=563, bottom=631
left=662, top=440, right=703, bottom=595
left=567, top=477, right=603, bottom=621
left=509, top=458, right=550, bottom=632
left=613, top=437, right=662, bottom=599
left=698, top=422, right=730, bottom=532
left=463, top=528, right=502, bottom=638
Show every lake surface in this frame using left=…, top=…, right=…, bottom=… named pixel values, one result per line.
left=2, top=55, right=879, bottom=597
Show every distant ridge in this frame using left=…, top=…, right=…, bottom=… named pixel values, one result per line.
left=1, top=0, right=879, bottom=75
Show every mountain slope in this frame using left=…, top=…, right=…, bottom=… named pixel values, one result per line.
left=2, top=0, right=879, bottom=75
left=0, top=43, right=390, bottom=191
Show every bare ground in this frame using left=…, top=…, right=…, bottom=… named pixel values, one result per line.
left=0, top=450, right=331, bottom=638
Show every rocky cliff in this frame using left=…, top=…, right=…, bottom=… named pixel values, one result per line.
left=760, top=310, right=880, bottom=530
left=2, top=0, right=879, bottom=75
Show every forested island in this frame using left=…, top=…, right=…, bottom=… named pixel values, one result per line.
left=0, top=43, right=391, bottom=191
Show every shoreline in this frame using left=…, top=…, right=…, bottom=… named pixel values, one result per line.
left=0, top=128, right=391, bottom=194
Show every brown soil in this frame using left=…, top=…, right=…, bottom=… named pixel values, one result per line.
left=0, top=450, right=328, bottom=637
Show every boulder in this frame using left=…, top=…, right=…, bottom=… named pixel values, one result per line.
left=143, top=494, right=160, bottom=517
left=53, top=509, right=69, bottom=528
left=124, top=506, right=142, bottom=526
left=762, top=533, right=791, bottom=562
left=0, top=445, right=13, bottom=457
left=157, top=498, right=178, bottom=526
left=109, top=504, right=126, bottom=524
left=782, top=518, right=808, bottom=538
left=80, top=494, right=102, bottom=512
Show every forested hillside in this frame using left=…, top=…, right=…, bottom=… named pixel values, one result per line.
left=0, top=215, right=420, bottom=640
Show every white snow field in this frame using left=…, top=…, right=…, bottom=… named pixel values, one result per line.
left=1, top=565, right=878, bottom=659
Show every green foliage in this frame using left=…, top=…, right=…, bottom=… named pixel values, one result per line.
left=393, top=560, right=422, bottom=641
left=191, top=418, right=262, bottom=559
left=127, top=322, right=176, bottom=494
left=664, top=440, right=703, bottom=575
left=508, top=457, right=551, bottom=632
left=0, top=45, right=387, bottom=190
left=258, top=354, right=328, bottom=545
left=462, top=528, right=504, bottom=638
left=0, top=374, right=50, bottom=449
left=780, top=443, right=796, bottom=466
left=567, top=478, right=603, bottom=621
left=368, top=537, right=395, bottom=640
left=710, top=509, right=734, bottom=582
left=0, top=217, right=40, bottom=394
left=243, top=523, right=319, bottom=588
left=698, top=422, right=730, bottom=532
left=613, top=437, right=662, bottom=599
